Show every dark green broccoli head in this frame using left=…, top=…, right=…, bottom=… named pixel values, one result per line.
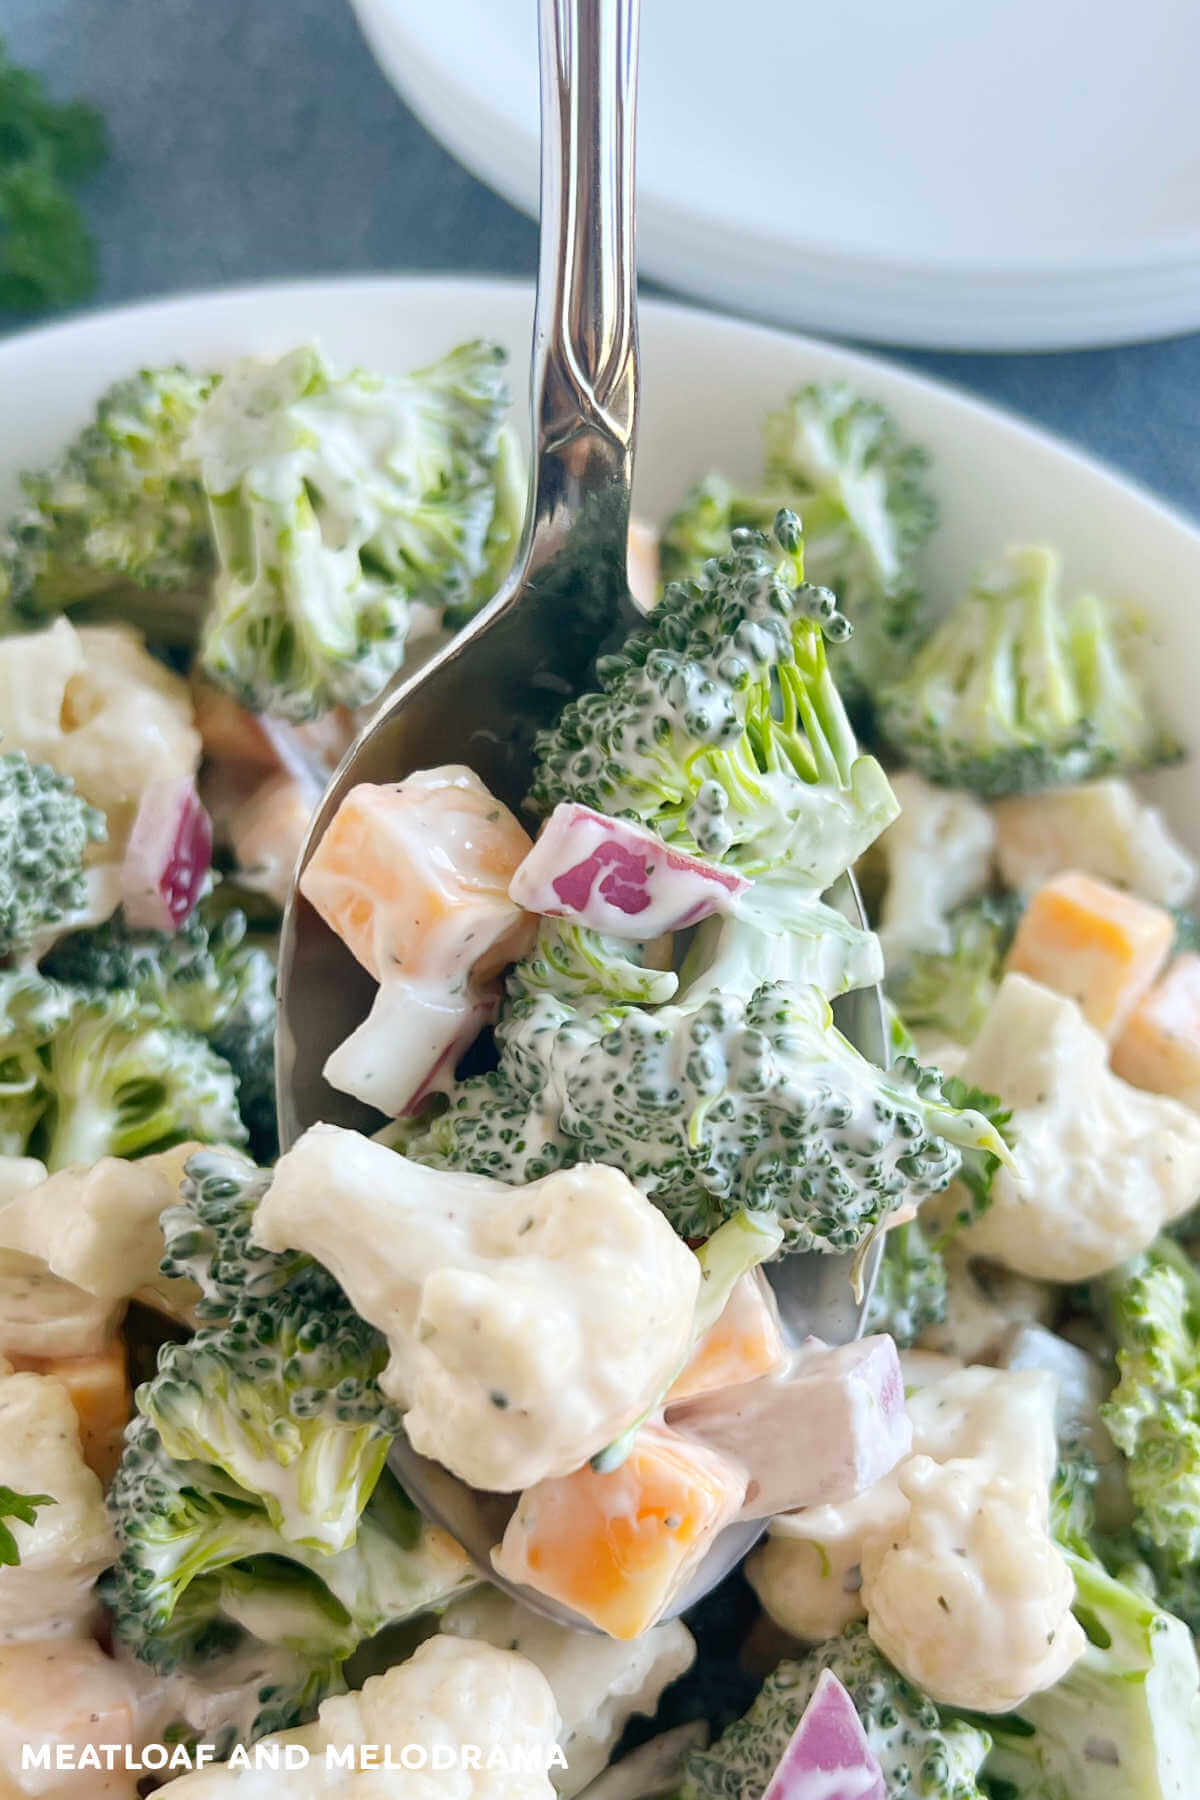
left=540, top=976, right=1003, bottom=1252
left=681, top=1621, right=990, bottom=1800
left=881, top=546, right=1178, bottom=797
left=1, top=366, right=216, bottom=636
left=140, top=1296, right=400, bottom=1555
left=158, top=1147, right=319, bottom=1324
left=529, top=511, right=898, bottom=891
left=405, top=1070, right=573, bottom=1189
left=410, top=914, right=1007, bottom=1258
left=0, top=751, right=105, bottom=957
left=44, top=902, right=278, bottom=1158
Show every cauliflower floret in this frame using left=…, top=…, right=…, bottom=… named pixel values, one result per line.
left=0, top=1367, right=115, bottom=1642
left=252, top=1126, right=701, bottom=1492
left=440, top=1589, right=694, bottom=1796
left=0, top=1638, right=142, bottom=1799
left=165, top=1635, right=559, bottom=1800
left=992, top=778, right=1197, bottom=907
left=0, top=1163, right=122, bottom=1356
left=862, top=1453, right=1083, bottom=1713
left=0, top=1255, right=122, bottom=1361
left=952, top=973, right=1200, bottom=1279
left=749, top=1365, right=1083, bottom=1713
left=875, top=771, right=995, bottom=964
left=0, top=1146, right=200, bottom=1322
left=0, top=619, right=200, bottom=859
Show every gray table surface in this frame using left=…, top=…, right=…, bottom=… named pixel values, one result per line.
left=6, top=0, right=1200, bottom=522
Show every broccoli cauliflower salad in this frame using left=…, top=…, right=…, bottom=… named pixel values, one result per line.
left=0, top=343, right=1197, bottom=1799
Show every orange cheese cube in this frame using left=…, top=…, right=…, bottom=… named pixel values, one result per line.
left=1004, top=871, right=1172, bottom=1040
left=1113, top=953, right=1200, bottom=1111
left=9, top=1339, right=131, bottom=1485
left=492, top=1423, right=747, bottom=1640
left=667, top=1271, right=786, bottom=1403
left=301, top=766, right=536, bottom=985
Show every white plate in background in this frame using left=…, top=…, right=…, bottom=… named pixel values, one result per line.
left=349, top=0, right=1200, bottom=350
left=0, top=274, right=1197, bottom=841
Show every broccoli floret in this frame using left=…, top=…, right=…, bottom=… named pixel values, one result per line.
left=140, top=1295, right=401, bottom=1555
left=103, top=1418, right=465, bottom=1718
left=0, top=970, right=245, bottom=1169
left=1098, top=1239, right=1200, bottom=1572
left=412, top=911, right=1008, bottom=1255
left=1, top=367, right=216, bottom=635
left=190, top=340, right=521, bottom=722
left=529, top=511, right=899, bottom=891
left=158, top=1147, right=322, bottom=1325
left=881, top=546, right=1177, bottom=797
left=984, top=1533, right=1200, bottom=1798
left=0, top=751, right=105, bottom=958
left=865, top=1215, right=948, bottom=1347
left=885, top=894, right=1024, bottom=1048
left=660, top=386, right=935, bottom=709
left=658, top=475, right=773, bottom=588
left=0, top=37, right=108, bottom=317
left=44, top=903, right=278, bottom=1158
left=680, top=1621, right=991, bottom=1800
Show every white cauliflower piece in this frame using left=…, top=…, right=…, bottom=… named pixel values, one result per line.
left=876, top=771, right=995, bottom=964
left=252, top=1126, right=700, bottom=1492
left=749, top=1365, right=1083, bottom=1712
left=992, top=778, right=1197, bottom=907
left=953, top=973, right=1200, bottom=1280
left=165, top=1635, right=559, bottom=1800
left=0, top=1146, right=199, bottom=1322
left=862, top=1453, right=1083, bottom=1713
left=440, top=1589, right=694, bottom=1797
left=0, top=1367, right=115, bottom=1642
left=0, top=619, right=200, bottom=858
left=0, top=1255, right=122, bottom=1361
left=0, top=1638, right=142, bottom=1799
left=0, top=1161, right=122, bottom=1355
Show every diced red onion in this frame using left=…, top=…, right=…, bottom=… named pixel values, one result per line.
left=509, top=803, right=749, bottom=938
left=121, top=777, right=213, bottom=931
left=762, top=1670, right=885, bottom=1800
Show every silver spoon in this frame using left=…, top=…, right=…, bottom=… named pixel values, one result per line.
left=276, top=0, right=885, bottom=1629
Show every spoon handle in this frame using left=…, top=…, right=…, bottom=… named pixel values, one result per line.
left=527, top=0, right=641, bottom=561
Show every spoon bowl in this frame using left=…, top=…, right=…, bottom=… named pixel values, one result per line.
left=275, top=0, right=887, bottom=1633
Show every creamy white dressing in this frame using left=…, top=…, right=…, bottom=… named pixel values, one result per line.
left=254, top=1128, right=700, bottom=1493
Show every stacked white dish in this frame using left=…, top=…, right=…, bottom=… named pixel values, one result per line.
left=350, top=0, right=1200, bottom=351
